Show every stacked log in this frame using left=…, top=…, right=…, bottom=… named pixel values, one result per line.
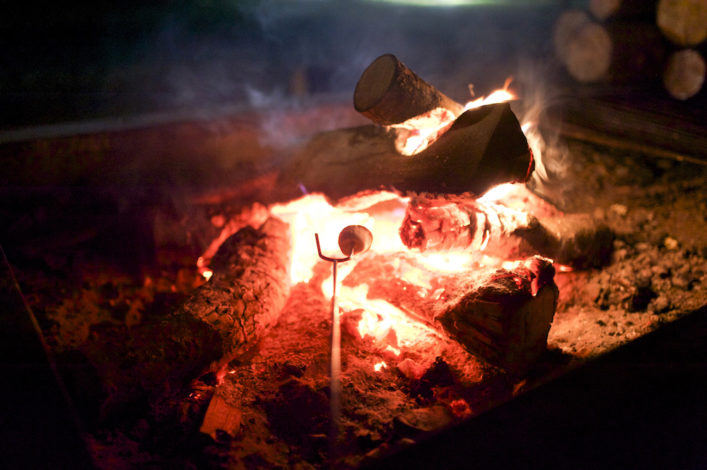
left=656, top=0, right=707, bottom=47
left=553, top=1, right=706, bottom=99
left=354, top=54, right=464, bottom=125
left=343, top=253, right=559, bottom=373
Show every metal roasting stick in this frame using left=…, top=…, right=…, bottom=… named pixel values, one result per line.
left=315, top=226, right=373, bottom=466
left=315, top=233, right=350, bottom=465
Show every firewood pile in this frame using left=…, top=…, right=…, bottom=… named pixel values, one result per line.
left=553, top=0, right=707, bottom=100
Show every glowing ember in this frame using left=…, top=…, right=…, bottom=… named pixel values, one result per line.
left=463, top=78, right=516, bottom=111
left=195, top=78, right=558, bottom=370
left=200, top=268, right=213, bottom=281
left=391, top=107, right=456, bottom=155
left=556, top=264, right=574, bottom=273
left=271, top=192, right=408, bottom=284
left=385, top=345, right=401, bottom=356
left=391, top=77, right=518, bottom=156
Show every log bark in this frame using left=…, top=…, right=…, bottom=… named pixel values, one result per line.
left=178, top=217, right=291, bottom=357
left=277, top=102, right=532, bottom=203
left=589, top=0, right=658, bottom=21
left=657, top=0, right=707, bottom=46
left=399, top=194, right=614, bottom=269
left=564, top=22, right=666, bottom=83
left=342, top=254, right=559, bottom=372
left=354, top=54, right=463, bottom=125
left=663, top=49, right=706, bottom=100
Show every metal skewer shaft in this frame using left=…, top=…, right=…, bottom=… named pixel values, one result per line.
left=315, top=233, right=350, bottom=464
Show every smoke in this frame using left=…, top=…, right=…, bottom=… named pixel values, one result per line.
left=510, top=59, right=574, bottom=208
left=136, top=1, right=563, bottom=113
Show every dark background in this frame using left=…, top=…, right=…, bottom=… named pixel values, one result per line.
left=1, top=0, right=569, bottom=130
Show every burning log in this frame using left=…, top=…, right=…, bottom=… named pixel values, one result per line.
left=663, top=49, right=706, bottom=100
left=657, top=0, right=707, bottom=46
left=178, top=217, right=291, bottom=357
left=342, top=254, right=558, bottom=373
left=278, top=102, right=532, bottom=203
left=560, top=21, right=666, bottom=83
left=354, top=54, right=463, bottom=125
left=399, top=194, right=614, bottom=269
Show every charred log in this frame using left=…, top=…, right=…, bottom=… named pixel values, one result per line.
left=277, top=103, right=532, bottom=203
left=178, top=217, right=291, bottom=357
left=354, top=54, right=463, bottom=126
left=543, top=92, right=707, bottom=162
left=343, top=254, right=558, bottom=373
left=399, top=194, right=614, bottom=269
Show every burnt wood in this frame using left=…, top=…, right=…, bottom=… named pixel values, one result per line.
left=343, top=254, right=558, bottom=372
left=278, top=103, right=532, bottom=203
left=178, top=217, right=291, bottom=356
left=399, top=194, right=614, bottom=269
left=354, top=54, right=463, bottom=126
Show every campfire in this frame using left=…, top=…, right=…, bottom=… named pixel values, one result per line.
left=148, top=54, right=615, bottom=466
left=4, top=47, right=706, bottom=469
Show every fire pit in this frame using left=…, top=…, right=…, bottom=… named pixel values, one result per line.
left=2, top=48, right=706, bottom=469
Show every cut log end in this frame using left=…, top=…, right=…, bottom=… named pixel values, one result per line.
left=657, top=0, right=707, bottom=46
left=178, top=217, right=291, bottom=356
left=278, top=102, right=531, bottom=203
left=354, top=54, right=398, bottom=113
left=566, top=23, right=613, bottom=83
left=562, top=21, right=666, bottom=84
left=353, top=54, right=463, bottom=125
left=663, top=49, right=706, bottom=100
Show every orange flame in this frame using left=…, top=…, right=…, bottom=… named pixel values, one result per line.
left=392, top=77, right=518, bottom=156
left=196, top=79, right=556, bottom=372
